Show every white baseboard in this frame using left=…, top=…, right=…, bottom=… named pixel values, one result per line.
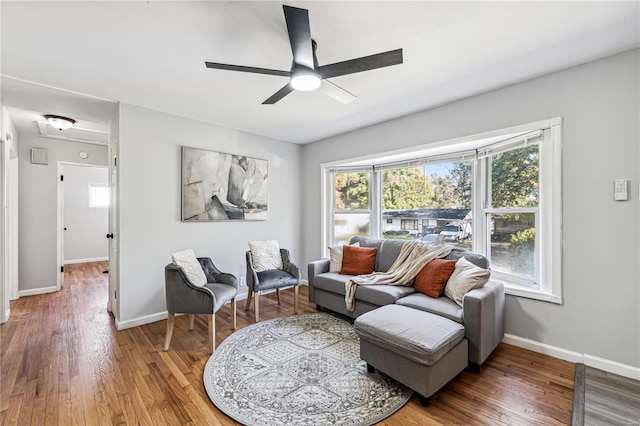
left=503, top=334, right=640, bottom=380
left=115, top=298, right=241, bottom=330
left=1, top=308, right=10, bottom=324
left=583, top=354, right=640, bottom=381
left=116, top=311, right=168, bottom=330
left=64, top=257, right=108, bottom=265
left=19, top=286, right=58, bottom=297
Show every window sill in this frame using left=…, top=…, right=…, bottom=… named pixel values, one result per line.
left=503, top=283, right=562, bottom=304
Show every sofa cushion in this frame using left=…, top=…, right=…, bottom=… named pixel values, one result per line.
left=341, top=246, right=377, bottom=275
left=313, top=273, right=415, bottom=306
left=444, top=257, right=491, bottom=307
left=396, top=293, right=463, bottom=323
left=328, top=242, right=360, bottom=273
left=354, top=304, right=465, bottom=366
left=377, top=239, right=406, bottom=272
left=445, top=250, right=489, bottom=269
left=349, top=237, right=385, bottom=270
left=414, top=259, right=457, bottom=298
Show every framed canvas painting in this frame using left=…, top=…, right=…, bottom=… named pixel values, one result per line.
left=181, top=146, right=268, bottom=221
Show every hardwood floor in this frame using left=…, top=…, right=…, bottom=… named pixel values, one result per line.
left=583, top=366, right=640, bottom=426
left=1, top=261, right=575, bottom=425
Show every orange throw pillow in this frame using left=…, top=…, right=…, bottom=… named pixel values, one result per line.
left=414, top=259, right=457, bottom=298
left=340, top=246, right=377, bottom=275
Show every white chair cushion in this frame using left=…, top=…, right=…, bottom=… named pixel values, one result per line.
left=171, top=249, right=207, bottom=287
left=248, top=240, right=283, bottom=272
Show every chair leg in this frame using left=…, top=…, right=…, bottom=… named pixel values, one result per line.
left=245, top=289, right=253, bottom=311
left=254, top=290, right=260, bottom=323
left=294, top=285, right=299, bottom=315
left=276, top=288, right=282, bottom=305
left=208, top=314, right=216, bottom=354
left=231, top=296, right=237, bottom=330
left=188, top=314, right=195, bottom=331
left=163, top=312, right=175, bottom=351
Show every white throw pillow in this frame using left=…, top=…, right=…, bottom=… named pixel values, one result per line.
left=171, top=249, right=207, bottom=287
left=248, top=240, right=283, bottom=272
left=328, top=242, right=361, bottom=273
left=444, top=257, right=491, bottom=306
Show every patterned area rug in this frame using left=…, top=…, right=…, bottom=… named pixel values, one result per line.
left=203, top=313, right=412, bottom=426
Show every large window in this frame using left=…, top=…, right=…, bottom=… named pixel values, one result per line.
left=331, top=171, right=371, bottom=245
left=483, top=144, right=539, bottom=283
left=324, top=119, right=562, bottom=303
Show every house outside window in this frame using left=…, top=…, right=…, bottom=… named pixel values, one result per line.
left=401, top=219, right=418, bottom=230
left=323, top=118, right=562, bottom=303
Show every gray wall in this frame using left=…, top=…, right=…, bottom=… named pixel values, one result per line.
left=301, top=49, right=640, bottom=367
left=117, top=103, right=302, bottom=323
left=18, top=137, right=108, bottom=291
left=63, top=165, right=108, bottom=262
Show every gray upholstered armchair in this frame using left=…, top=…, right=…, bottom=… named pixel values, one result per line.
left=245, top=249, right=301, bottom=322
left=164, top=257, right=237, bottom=353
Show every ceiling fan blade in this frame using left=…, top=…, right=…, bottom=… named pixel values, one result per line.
left=283, top=5, right=314, bottom=69
left=321, top=80, right=357, bottom=104
left=205, top=62, right=290, bottom=77
left=262, top=83, right=295, bottom=104
left=318, top=48, right=403, bottom=79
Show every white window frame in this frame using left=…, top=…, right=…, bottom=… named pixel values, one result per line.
left=88, top=182, right=110, bottom=208
left=325, top=168, right=376, bottom=254
left=321, top=118, right=562, bottom=303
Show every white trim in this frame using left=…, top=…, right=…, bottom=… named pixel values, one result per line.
left=322, top=118, right=558, bottom=169
left=19, top=286, right=58, bottom=297
left=503, top=334, right=640, bottom=380
left=115, top=311, right=169, bottom=330
left=583, top=355, right=640, bottom=381
left=504, top=286, right=562, bottom=304
left=1, top=74, right=118, bottom=103
left=57, top=163, right=64, bottom=291
left=64, top=257, right=108, bottom=265
left=57, top=162, right=109, bottom=291
left=115, top=298, right=243, bottom=330
left=0, top=136, right=6, bottom=322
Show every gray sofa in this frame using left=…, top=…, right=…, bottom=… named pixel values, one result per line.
left=308, top=236, right=505, bottom=369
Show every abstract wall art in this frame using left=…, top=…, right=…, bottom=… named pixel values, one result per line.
left=181, top=146, right=268, bottom=221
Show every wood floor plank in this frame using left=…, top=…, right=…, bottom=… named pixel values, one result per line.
left=1, top=260, right=577, bottom=425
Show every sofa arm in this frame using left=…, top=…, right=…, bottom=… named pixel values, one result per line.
left=462, top=280, right=505, bottom=366
left=307, top=259, right=330, bottom=302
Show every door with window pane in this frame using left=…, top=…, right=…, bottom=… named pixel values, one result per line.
left=332, top=171, right=371, bottom=245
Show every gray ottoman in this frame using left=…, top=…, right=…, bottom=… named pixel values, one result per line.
left=354, top=304, right=468, bottom=406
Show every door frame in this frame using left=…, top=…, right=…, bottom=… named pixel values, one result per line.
left=56, top=161, right=109, bottom=291
left=0, top=137, right=7, bottom=323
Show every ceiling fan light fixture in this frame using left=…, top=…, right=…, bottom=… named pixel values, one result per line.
left=290, top=66, right=321, bottom=91
left=44, top=114, right=76, bottom=131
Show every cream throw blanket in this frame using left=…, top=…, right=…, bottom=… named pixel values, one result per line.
left=344, top=241, right=453, bottom=311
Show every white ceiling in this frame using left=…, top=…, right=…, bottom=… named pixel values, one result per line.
left=1, top=1, right=638, bottom=144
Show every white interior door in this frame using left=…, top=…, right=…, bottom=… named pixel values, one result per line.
left=108, top=138, right=119, bottom=316
left=57, top=164, right=65, bottom=290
